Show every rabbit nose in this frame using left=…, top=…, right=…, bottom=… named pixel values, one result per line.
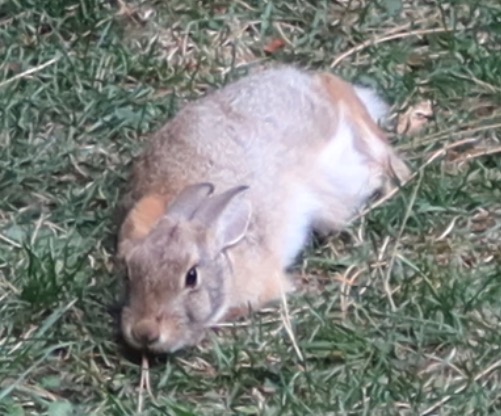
left=131, top=319, right=160, bottom=346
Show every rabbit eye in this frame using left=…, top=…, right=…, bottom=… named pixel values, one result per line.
left=185, top=267, right=198, bottom=288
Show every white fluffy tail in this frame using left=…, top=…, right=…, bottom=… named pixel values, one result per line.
left=353, top=85, right=410, bottom=185
left=354, top=86, right=389, bottom=123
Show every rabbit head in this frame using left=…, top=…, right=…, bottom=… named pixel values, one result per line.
left=119, top=183, right=251, bottom=353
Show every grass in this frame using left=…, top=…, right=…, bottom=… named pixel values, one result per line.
left=0, top=0, right=500, bottom=414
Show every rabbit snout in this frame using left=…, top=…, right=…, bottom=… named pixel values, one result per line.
left=130, top=318, right=161, bottom=347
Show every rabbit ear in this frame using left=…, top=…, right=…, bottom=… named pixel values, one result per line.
left=166, top=182, right=215, bottom=220
left=193, top=186, right=251, bottom=249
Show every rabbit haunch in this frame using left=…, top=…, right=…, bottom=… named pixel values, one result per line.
left=118, top=66, right=410, bottom=353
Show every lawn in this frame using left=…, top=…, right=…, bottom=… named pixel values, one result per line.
left=0, top=0, right=500, bottom=415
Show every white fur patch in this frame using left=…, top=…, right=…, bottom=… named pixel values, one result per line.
left=318, top=110, right=373, bottom=201
left=281, top=186, right=319, bottom=266
left=280, top=109, right=382, bottom=266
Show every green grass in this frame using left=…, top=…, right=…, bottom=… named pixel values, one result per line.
left=1, top=0, right=500, bottom=414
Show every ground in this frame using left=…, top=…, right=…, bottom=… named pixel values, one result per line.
left=0, top=0, right=500, bottom=415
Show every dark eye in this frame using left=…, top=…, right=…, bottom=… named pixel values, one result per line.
left=185, top=267, right=198, bottom=288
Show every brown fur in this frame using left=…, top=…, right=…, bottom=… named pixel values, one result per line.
left=126, top=194, right=168, bottom=239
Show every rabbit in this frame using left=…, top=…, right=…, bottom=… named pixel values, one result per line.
left=116, top=65, right=411, bottom=353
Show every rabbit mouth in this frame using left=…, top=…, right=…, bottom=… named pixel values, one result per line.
left=122, top=315, right=205, bottom=353
left=150, top=330, right=204, bottom=353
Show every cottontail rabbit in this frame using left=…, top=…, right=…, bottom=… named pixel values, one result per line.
left=117, top=66, right=410, bottom=353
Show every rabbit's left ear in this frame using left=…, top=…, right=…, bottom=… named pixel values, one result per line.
left=193, top=186, right=252, bottom=250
